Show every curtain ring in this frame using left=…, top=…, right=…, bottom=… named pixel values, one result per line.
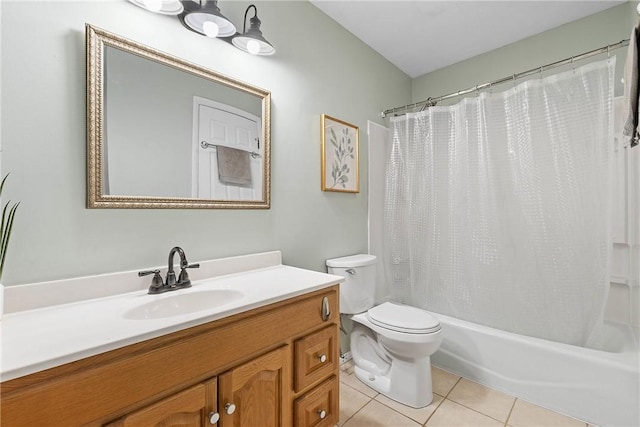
left=419, top=97, right=433, bottom=111
left=607, top=45, right=610, bottom=59
left=571, top=56, right=575, bottom=72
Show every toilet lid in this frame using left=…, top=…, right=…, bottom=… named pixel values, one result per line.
left=367, top=302, right=441, bottom=334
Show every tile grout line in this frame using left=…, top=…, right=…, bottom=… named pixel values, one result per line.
left=422, top=394, right=447, bottom=427
left=423, top=376, right=516, bottom=426
left=341, top=371, right=594, bottom=427
left=338, top=376, right=379, bottom=426
left=344, top=392, right=378, bottom=426
left=438, top=378, right=516, bottom=425
left=504, top=397, right=518, bottom=426
left=440, top=395, right=513, bottom=425
left=444, top=376, right=463, bottom=399
left=342, top=371, right=445, bottom=426
left=370, top=391, right=446, bottom=426
left=421, top=376, right=463, bottom=426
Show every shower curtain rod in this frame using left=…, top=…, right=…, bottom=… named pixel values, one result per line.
left=381, top=38, right=630, bottom=118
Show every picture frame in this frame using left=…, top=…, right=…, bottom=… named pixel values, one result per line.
left=321, top=114, right=359, bottom=193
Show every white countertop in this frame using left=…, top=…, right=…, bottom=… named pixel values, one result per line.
left=0, top=252, right=343, bottom=382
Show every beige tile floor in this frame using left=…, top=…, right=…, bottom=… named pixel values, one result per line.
left=338, top=361, right=593, bottom=427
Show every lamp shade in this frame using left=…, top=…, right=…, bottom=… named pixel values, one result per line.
left=232, top=9, right=275, bottom=55
left=179, top=0, right=236, bottom=38
left=128, top=0, right=184, bottom=15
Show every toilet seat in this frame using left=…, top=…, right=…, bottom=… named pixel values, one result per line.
left=367, top=302, right=441, bottom=334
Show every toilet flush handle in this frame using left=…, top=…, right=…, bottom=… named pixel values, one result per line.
left=345, top=268, right=356, bottom=275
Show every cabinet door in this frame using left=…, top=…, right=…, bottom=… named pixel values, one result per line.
left=106, top=379, right=217, bottom=427
left=218, top=346, right=290, bottom=427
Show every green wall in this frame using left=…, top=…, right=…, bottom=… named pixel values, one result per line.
left=1, top=0, right=634, bottom=286
left=0, top=0, right=410, bottom=285
left=411, top=2, right=634, bottom=105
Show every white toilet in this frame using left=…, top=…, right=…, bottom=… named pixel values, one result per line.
left=326, top=254, right=442, bottom=408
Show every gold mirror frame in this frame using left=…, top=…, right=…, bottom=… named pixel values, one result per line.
left=86, top=24, right=271, bottom=209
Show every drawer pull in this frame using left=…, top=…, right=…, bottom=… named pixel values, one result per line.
left=321, top=296, right=331, bottom=321
left=318, top=409, right=327, bottom=419
left=225, top=403, right=236, bottom=415
left=208, top=411, right=220, bottom=424
left=318, top=354, right=327, bottom=363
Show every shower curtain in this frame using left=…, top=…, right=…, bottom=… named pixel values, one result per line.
left=384, top=59, right=615, bottom=349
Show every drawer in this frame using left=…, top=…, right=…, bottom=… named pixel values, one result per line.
left=294, top=326, right=337, bottom=392
left=293, top=376, right=339, bottom=427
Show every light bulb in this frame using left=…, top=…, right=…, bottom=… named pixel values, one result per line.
left=203, top=21, right=220, bottom=38
left=247, top=39, right=261, bottom=55
left=143, top=0, right=163, bottom=12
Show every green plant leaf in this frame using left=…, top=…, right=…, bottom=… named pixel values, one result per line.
left=0, top=174, right=8, bottom=199
left=0, top=174, right=19, bottom=281
left=0, top=202, right=18, bottom=280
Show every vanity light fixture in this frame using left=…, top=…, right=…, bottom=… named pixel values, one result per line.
left=232, top=4, right=275, bottom=56
left=127, top=0, right=184, bottom=15
left=127, top=0, right=276, bottom=55
left=178, top=0, right=237, bottom=38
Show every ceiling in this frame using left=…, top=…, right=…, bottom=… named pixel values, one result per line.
left=310, top=1, right=626, bottom=78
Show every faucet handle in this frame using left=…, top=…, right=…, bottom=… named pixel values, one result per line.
left=139, top=269, right=165, bottom=293
left=139, top=269, right=161, bottom=280
left=177, top=264, right=199, bottom=288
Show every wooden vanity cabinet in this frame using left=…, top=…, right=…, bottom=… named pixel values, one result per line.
left=106, top=379, right=218, bottom=427
left=218, top=345, right=290, bottom=427
left=293, top=377, right=339, bottom=427
left=292, top=325, right=339, bottom=427
left=108, top=346, right=289, bottom=427
left=0, top=286, right=339, bottom=427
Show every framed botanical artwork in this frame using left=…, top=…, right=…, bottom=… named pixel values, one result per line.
left=321, top=114, right=359, bottom=193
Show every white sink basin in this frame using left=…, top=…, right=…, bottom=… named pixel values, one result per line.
left=124, top=289, right=244, bottom=320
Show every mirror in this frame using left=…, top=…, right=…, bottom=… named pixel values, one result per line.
left=86, top=24, right=271, bottom=209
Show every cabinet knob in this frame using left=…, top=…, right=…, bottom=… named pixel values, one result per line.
left=318, top=409, right=327, bottom=419
left=318, top=354, right=327, bottom=363
left=208, top=412, right=220, bottom=424
left=225, top=403, right=236, bottom=415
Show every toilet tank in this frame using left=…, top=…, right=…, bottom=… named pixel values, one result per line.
left=326, top=254, right=377, bottom=314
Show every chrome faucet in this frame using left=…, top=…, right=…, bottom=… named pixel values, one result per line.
left=138, top=246, right=200, bottom=294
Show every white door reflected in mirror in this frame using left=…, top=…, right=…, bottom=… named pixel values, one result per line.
left=193, top=97, right=262, bottom=201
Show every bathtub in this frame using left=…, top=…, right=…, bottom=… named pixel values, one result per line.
left=431, top=313, right=640, bottom=427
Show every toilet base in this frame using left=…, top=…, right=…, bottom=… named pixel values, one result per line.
left=353, top=356, right=435, bottom=408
